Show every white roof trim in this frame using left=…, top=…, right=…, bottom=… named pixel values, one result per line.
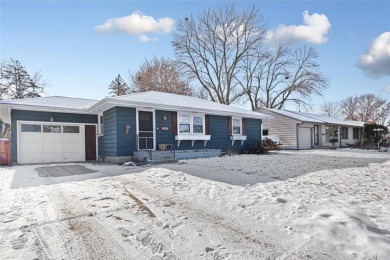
left=261, top=108, right=365, bottom=127
left=94, top=99, right=269, bottom=119
left=0, top=104, right=91, bottom=114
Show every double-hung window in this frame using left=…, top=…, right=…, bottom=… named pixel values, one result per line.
left=341, top=127, right=348, bottom=139
left=232, top=117, right=242, bottom=135
left=179, top=114, right=191, bottom=133
left=178, top=113, right=204, bottom=134
left=193, top=115, right=204, bottom=133
left=353, top=128, right=359, bottom=139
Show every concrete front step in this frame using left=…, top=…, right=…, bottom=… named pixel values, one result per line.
left=145, top=159, right=178, bottom=165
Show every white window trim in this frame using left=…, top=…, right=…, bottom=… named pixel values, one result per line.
left=176, top=112, right=210, bottom=147
left=230, top=117, right=247, bottom=145
left=231, top=117, right=242, bottom=136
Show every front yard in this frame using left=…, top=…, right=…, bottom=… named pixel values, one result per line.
left=0, top=150, right=389, bottom=259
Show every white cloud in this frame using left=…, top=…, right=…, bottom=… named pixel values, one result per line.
left=358, top=32, right=390, bottom=78
left=95, top=11, right=175, bottom=42
left=383, top=85, right=390, bottom=93
left=267, top=10, right=331, bottom=45
left=138, top=34, right=156, bottom=43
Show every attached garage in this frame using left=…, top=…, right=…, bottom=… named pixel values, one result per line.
left=297, top=127, right=312, bottom=149
left=17, top=121, right=96, bottom=164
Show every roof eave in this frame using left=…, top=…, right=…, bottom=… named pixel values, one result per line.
left=0, top=103, right=93, bottom=114
left=102, top=98, right=269, bottom=120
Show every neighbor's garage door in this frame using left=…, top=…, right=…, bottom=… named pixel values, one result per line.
left=298, top=127, right=312, bottom=149
left=18, top=122, right=85, bottom=164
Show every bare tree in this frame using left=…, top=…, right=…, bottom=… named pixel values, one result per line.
left=0, top=59, right=46, bottom=99
left=130, top=57, right=193, bottom=96
left=321, top=101, right=342, bottom=118
left=340, top=96, right=359, bottom=120
left=341, top=94, right=390, bottom=124
left=240, top=44, right=328, bottom=110
left=172, top=5, right=267, bottom=105
left=108, top=74, right=129, bottom=96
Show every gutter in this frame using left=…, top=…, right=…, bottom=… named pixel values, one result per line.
left=92, top=98, right=270, bottom=120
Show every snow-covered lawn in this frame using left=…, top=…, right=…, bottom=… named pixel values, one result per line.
left=0, top=150, right=389, bottom=259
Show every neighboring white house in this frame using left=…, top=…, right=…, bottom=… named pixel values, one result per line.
left=258, top=108, right=365, bottom=149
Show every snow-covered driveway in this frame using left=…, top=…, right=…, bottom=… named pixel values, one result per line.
left=0, top=150, right=389, bottom=259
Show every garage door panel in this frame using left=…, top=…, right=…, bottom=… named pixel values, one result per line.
left=43, top=144, right=62, bottom=154
left=43, top=134, right=62, bottom=143
left=20, top=145, right=42, bottom=154
left=20, top=133, right=42, bottom=144
left=63, top=134, right=82, bottom=144
left=20, top=154, right=43, bottom=164
left=43, top=153, right=63, bottom=163
left=63, top=152, right=83, bottom=162
left=63, top=143, right=82, bottom=153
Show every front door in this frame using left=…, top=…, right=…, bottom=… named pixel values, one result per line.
left=138, top=111, right=154, bottom=150
left=314, top=125, right=319, bottom=145
left=85, top=125, right=96, bottom=160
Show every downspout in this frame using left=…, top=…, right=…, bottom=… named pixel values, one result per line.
left=96, top=112, right=104, bottom=137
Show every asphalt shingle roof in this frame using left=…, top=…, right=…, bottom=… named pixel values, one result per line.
left=261, top=108, right=365, bottom=127
left=0, top=96, right=98, bottom=110
left=109, top=91, right=268, bottom=119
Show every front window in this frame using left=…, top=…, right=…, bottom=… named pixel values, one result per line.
left=326, top=125, right=338, bottom=142
left=178, top=113, right=204, bottom=134
left=232, top=118, right=241, bottom=135
left=353, top=128, right=360, bottom=139
left=193, top=116, right=203, bottom=133
left=179, top=115, right=191, bottom=133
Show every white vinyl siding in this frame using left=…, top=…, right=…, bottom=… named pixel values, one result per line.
left=262, top=110, right=299, bottom=149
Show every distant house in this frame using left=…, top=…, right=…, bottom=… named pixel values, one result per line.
left=0, top=91, right=270, bottom=164
left=257, top=108, right=364, bottom=149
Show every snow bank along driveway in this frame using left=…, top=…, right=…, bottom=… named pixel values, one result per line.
left=0, top=150, right=389, bottom=259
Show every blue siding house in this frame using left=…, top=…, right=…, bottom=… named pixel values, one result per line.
left=0, top=91, right=269, bottom=164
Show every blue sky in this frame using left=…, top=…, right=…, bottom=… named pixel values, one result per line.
left=1, top=1, right=389, bottom=111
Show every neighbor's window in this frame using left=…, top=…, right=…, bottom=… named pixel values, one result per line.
left=263, top=129, right=269, bottom=136
left=43, top=125, right=61, bottom=133
left=326, top=125, right=338, bottom=142
left=232, top=118, right=241, bottom=135
left=341, top=127, right=348, bottom=139
left=63, top=125, right=80, bottom=133
left=21, top=124, right=41, bottom=132
left=178, top=113, right=205, bottom=134
left=353, top=128, right=360, bottom=139
left=193, top=115, right=203, bottom=134
left=179, top=114, right=191, bottom=133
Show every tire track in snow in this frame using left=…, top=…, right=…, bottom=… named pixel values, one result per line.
left=48, top=186, right=131, bottom=260
left=116, top=176, right=288, bottom=259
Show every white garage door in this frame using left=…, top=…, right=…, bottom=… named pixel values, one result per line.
left=18, top=122, right=85, bottom=164
left=298, top=127, right=312, bottom=149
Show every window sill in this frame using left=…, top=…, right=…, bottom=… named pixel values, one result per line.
left=175, top=134, right=211, bottom=147
left=230, top=135, right=247, bottom=145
